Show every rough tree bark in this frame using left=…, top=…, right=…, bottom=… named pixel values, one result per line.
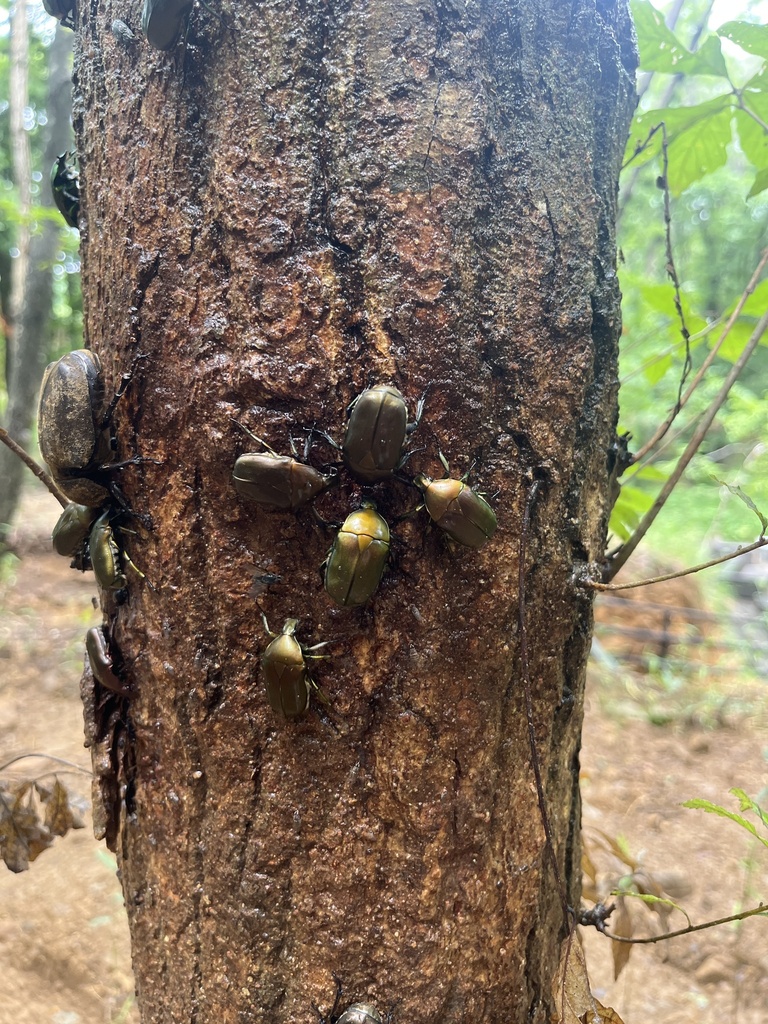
left=73, top=1, right=635, bottom=1021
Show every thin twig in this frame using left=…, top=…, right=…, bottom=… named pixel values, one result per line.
left=518, top=478, right=570, bottom=924
left=605, top=309, right=768, bottom=580
left=603, top=902, right=766, bottom=944
left=591, top=537, right=768, bottom=591
left=737, top=95, right=768, bottom=136
left=632, top=249, right=768, bottom=464
left=0, top=428, right=68, bottom=507
left=0, top=752, right=92, bottom=776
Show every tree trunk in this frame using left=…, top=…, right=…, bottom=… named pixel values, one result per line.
left=0, top=26, right=73, bottom=542
left=73, top=2, right=635, bottom=1021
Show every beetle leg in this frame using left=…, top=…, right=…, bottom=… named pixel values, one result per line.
left=407, top=389, right=428, bottom=434
left=260, top=612, right=277, bottom=639
left=231, top=419, right=279, bottom=456
left=100, top=351, right=147, bottom=429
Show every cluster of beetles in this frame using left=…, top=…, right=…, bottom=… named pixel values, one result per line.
left=233, top=383, right=498, bottom=717
left=38, top=344, right=498, bottom=718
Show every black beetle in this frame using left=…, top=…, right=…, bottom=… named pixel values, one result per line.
left=89, top=511, right=146, bottom=591
left=141, top=0, right=193, bottom=50
left=52, top=502, right=99, bottom=559
left=51, top=153, right=80, bottom=228
left=42, top=0, right=75, bottom=28
left=260, top=616, right=330, bottom=719
left=342, top=384, right=423, bottom=483
left=233, top=428, right=335, bottom=510
left=85, top=626, right=129, bottom=695
left=324, top=503, right=390, bottom=607
left=414, top=456, right=497, bottom=550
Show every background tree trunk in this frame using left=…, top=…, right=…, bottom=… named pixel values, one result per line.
left=74, top=1, right=635, bottom=1021
left=0, top=26, right=73, bottom=543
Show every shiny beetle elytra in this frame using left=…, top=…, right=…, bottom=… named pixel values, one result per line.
left=51, top=153, right=80, bottom=228
left=343, top=384, right=423, bottom=483
left=89, top=511, right=146, bottom=591
left=414, top=456, right=497, bottom=550
left=42, top=0, right=75, bottom=28
left=86, top=626, right=129, bottom=695
left=38, top=349, right=112, bottom=506
left=233, top=427, right=335, bottom=510
left=260, top=616, right=330, bottom=719
left=324, top=502, right=390, bottom=607
left=141, top=0, right=193, bottom=50
left=52, top=502, right=99, bottom=559
left=336, top=1006, right=383, bottom=1024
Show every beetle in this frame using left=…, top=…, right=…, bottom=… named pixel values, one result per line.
left=142, top=0, right=194, bottom=50
left=38, top=349, right=113, bottom=506
left=85, top=626, right=129, bottom=695
left=260, top=616, right=330, bottom=719
left=414, top=456, right=497, bottom=550
left=42, top=0, right=75, bottom=29
left=336, top=1006, right=383, bottom=1024
left=89, top=511, right=146, bottom=591
left=233, top=428, right=336, bottom=510
left=38, top=349, right=144, bottom=509
left=324, top=502, right=390, bottom=607
left=51, top=153, right=80, bottom=228
left=52, top=502, right=99, bottom=560
left=342, top=384, right=423, bottom=483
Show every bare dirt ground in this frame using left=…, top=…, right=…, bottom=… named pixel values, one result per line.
left=0, top=486, right=766, bottom=1024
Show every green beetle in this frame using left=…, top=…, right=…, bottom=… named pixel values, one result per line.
left=86, top=626, right=129, bottom=695
left=342, top=384, right=423, bottom=483
left=142, top=0, right=193, bottom=50
left=233, top=430, right=335, bottom=510
left=414, top=457, right=497, bottom=550
left=51, top=153, right=80, bottom=228
left=89, top=511, right=146, bottom=591
left=42, top=0, right=75, bottom=29
left=324, top=503, right=390, bottom=607
left=260, top=616, right=330, bottom=719
left=52, top=502, right=99, bottom=559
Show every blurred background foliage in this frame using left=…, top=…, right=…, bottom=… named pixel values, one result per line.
left=617, top=0, right=768, bottom=566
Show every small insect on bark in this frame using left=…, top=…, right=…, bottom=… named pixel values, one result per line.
left=85, top=626, right=129, bottom=695
left=42, top=0, right=75, bottom=29
left=51, top=152, right=80, bottom=228
left=232, top=423, right=336, bottom=510
left=141, top=0, right=194, bottom=50
left=324, top=502, right=391, bottom=607
left=414, top=454, right=497, bottom=550
left=342, top=384, right=424, bottom=483
left=260, top=616, right=331, bottom=719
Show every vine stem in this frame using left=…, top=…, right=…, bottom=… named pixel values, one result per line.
left=605, top=308, right=768, bottom=581
left=603, top=902, right=766, bottom=944
left=0, top=428, right=68, bottom=508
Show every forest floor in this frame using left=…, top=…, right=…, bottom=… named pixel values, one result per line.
left=0, top=486, right=766, bottom=1024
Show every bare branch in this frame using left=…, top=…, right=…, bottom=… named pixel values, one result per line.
left=592, top=538, right=768, bottom=592
left=0, top=427, right=69, bottom=507
left=601, top=903, right=767, bottom=944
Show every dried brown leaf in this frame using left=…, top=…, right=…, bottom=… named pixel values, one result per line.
left=552, top=935, right=627, bottom=1024
left=39, top=778, right=81, bottom=836
left=0, top=795, right=54, bottom=872
left=611, top=897, right=633, bottom=981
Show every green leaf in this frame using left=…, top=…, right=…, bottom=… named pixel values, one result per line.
left=665, top=106, right=733, bottom=193
left=682, top=798, right=768, bottom=848
left=718, top=20, right=768, bottom=61
left=713, top=480, right=768, bottom=534
left=625, top=97, right=734, bottom=181
left=730, top=788, right=768, bottom=831
left=631, top=0, right=728, bottom=77
left=747, top=166, right=768, bottom=199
